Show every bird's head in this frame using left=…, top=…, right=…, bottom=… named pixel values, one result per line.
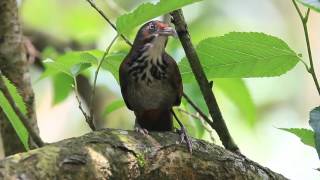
left=132, top=21, right=176, bottom=57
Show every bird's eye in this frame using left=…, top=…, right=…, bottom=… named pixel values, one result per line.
left=149, top=23, right=155, bottom=31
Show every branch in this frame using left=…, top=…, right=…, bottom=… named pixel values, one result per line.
left=170, top=9, right=238, bottom=152
left=291, top=1, right=320, bottom=95
left=0, top=73, right=44, bottom=147
left=0, top=129, right=287, bottom=179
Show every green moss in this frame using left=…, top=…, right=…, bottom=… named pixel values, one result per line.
left=136, top=153, right=145, bottom=168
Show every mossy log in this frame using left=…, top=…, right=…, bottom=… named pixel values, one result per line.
left=0, top=129, right=286, bottom=179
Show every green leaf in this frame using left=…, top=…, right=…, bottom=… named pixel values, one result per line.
left=214, top=78, right=256, bottom=127
left=0, top=76, right=29, bottom=150
left=102, top=99, right=126, bottom=118
left=101, top=52, right=127, bottom=82
left=296, top=0, right=320, bottom=12
left=116, top=0, right=202, bottom=36
left=179, top=32, right=300, bottom=82
left=41, top=51, right=98, bottom=78
left=52, top=73, right=73, bottom=105
left=279, top=128, right=315, bottom=148
left=310, top=106, right=320, bottom=158
left=3, top=77, right=27, bottom=116
left=70, top=63, right=91, bottom=76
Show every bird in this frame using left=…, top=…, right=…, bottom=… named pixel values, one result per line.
left=119, top=20, right=183, bottom=134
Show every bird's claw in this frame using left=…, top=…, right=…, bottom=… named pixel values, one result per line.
left=176, top=126, right=192, bottom=154
left=135, top=127, right=149, bottom=136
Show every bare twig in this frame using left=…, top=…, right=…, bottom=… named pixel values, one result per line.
left=292, top=1, right=320, bottom=95
left=182, top=93, right=212, bottom=125
left=177, top=107, right=215, bottom=142
left=73, top=76, right=94, bottom=130
left=85, top=0, right=132, bottom=46
left=0, top=72, right=44, bottom=148
left=89, top=34, right=119, bottom=128
left=170, top=9, right=238, bottom=152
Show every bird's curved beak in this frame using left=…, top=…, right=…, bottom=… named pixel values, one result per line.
left=157, top=25, right=177, bottom=37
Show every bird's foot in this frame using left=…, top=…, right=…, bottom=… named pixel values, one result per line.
left=176, top=125, right=192, bottom=154
left=135, top=126, right=149, bottom=136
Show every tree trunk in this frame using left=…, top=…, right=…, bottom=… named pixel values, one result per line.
left=0, top=129, right=286, bottom=180
left=0, top=0, right=38, bottom=155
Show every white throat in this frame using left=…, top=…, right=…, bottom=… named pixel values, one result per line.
left=140, top=35, right=167, bottom=64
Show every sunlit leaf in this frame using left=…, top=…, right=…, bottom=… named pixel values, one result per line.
left=279, top=128, right=315, bottom=148
left=0, top=76, right=29, bottom=150
left=310, top=106, right=320, bottom=158
left=102, top=99, right=126, bottom=118
left=116, top=0, right=202, bottom=36
left=296, top=0, right=320, bottom=12
left=52, top=73, right=73, bottom=105
left=179, top=32, right=300, bottom=82
left=214, top=78, right=256, bottom=127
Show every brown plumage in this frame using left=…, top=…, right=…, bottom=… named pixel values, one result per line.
left=119, top=21, right=182, bottom=132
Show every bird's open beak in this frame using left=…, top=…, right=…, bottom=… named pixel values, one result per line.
left=158, top=26, right=177, bottom=37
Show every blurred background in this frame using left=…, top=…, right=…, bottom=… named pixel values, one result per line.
left=16, top=0, right=320, bottom=179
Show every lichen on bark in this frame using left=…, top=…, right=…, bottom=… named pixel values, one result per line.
left=0, top=129, right=287, bottom=180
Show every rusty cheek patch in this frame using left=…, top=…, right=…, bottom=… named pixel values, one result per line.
left=156, top=22, right=168, bottom=30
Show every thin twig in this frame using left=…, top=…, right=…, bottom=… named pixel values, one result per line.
left=89, top=34, right=119, bottom=128
left=0, top=72, right=44, bottom=148
left=182, top=93, right=212, bottom=126
left=85, top=0, right=132, bottom=46
left=170, top=9, right=238, bottom=152
left=177, top=108, right=215, bottom=142
left=292, top=1, right=320, bottom=95
left=73, top=76, right=94, bottom=130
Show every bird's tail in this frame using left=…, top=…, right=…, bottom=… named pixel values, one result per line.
left=135, top=108, right=173, bottom=131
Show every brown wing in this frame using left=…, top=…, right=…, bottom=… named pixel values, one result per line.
left=119, top=56, right=133, bottom=110
left=164, top=53, right=183, bottom=106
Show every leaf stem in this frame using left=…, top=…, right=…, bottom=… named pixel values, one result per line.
left=292, top=0, right=320, bottom=95
left=89, top=34, right=119, bottom=128
left=0, top=72, right=44, bottom=148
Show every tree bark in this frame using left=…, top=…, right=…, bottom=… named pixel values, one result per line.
left=0, top=129, right=286, bottom=180
left=0, top=0, right=38, bottom=155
